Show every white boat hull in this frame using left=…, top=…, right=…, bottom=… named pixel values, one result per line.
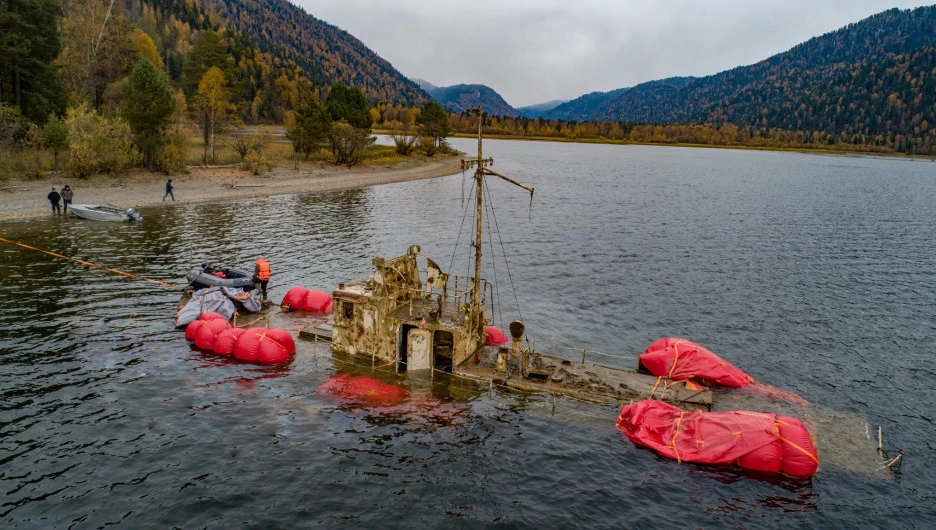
left=69, top=204, right=142, bottom=222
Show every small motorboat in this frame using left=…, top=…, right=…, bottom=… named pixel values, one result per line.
left=186, top=263, right=257, bottom=290
left=69, top=204, right=142, bottom=222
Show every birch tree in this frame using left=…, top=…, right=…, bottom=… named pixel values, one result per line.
left=191, top=67, right=236, bottom=164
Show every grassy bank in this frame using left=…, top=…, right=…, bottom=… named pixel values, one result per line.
left=1, top=125, right=409, bottom=182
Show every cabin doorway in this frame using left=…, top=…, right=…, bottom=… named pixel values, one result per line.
left=433, top=331, right=454, bottom=373
left=398, top=324, right=416, bottom=373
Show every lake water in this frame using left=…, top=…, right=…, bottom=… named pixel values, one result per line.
left=1, top=139, right=934, bottom=528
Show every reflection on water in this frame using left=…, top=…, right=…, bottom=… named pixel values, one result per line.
left=2, top=142, right=935, bottom=528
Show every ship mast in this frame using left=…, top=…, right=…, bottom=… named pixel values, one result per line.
left=460, top=106, right=534, bottom=331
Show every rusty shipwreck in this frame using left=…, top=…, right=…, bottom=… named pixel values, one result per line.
left=315, top=107, right=900, bottom=477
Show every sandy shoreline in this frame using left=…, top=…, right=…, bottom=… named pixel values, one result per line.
left=0, top=155, right=464, bottom=221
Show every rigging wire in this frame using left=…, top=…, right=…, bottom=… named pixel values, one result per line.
left=448, top=173, right=477, bottom=281
left=482, top=177, right=502, bottom=330
left=482, top=173, right=524, bottom=324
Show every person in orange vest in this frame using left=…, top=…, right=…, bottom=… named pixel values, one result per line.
left=253, top=258, right=271, bottom=300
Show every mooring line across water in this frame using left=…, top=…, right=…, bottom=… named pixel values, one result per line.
left=0, top=236, right=179, bottom=289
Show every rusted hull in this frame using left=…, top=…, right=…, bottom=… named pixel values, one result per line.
left=454, top=345, right=713, bottom=409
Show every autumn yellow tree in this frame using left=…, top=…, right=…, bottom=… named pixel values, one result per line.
left=132, top=28, right=163, bottom=70
left=191, top=67, right=237, bottom=164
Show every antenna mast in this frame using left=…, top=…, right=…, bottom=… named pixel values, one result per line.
left=460, top=107, right=534, bottom=332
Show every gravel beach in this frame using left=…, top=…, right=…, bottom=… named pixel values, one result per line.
left=0, top=155, right=463, bottom=221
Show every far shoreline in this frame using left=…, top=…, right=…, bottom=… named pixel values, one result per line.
left=441, top=131, right=936, bottom=162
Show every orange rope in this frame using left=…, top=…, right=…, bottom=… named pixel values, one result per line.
left=671, top=412, right=684, bottom=463
left=777, top=435, right=820, bottom=465
left=235, top=315, right=268, bottom=328
left=0, top=236, right=177, bottom=288
left=666, top=339, right=682, bottom=380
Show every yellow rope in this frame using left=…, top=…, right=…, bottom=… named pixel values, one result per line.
left=0, top=236, right=178, bottom=288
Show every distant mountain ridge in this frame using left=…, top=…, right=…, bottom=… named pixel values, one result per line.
left=534, top=5, right=936, bottom=136
left=415, top=80, right=520, bottom=116
left=516, top=100, right=569, bottom=118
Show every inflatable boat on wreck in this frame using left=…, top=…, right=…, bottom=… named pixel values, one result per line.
left=186, top=263, right=257, bottom=291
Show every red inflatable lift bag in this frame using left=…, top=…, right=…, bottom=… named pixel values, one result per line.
left=213, top=327, right=247, bottom=356
left=184, top=319, right=205, bottom=341
left=317, top=373, right=408, bottom=407
left=281, top=286, right=309, bottom=311
left=234, top=327, right=295, bottom=364
left=485, top=326, right=508, bottom=346
left=302, top=290, right=331, bottom=312
left=194, top=319, right=232, bottom=350
left=616, top=400, right=818, bottom=478
left=183, top=312, right=228, bottom=341
left=640, top=338, right=754, bottom=388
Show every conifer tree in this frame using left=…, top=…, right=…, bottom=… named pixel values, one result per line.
left=181, top=30, right=238, bottom=99
left=417, top=101, right=450, bottom=148
left=325, top=83, right=371, bottom=130
left=121, top=58, right=175, bottom=170
left=287, top=93, right=331, bottom=160
left=0, top=0, right=65, bottom=122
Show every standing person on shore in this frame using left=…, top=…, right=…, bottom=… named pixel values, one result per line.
left=253, top=258, right=270, bottom=300
left=60, top=185, right=73, bottom=214
left=163, top=178, right=175, bottom=201
left=47, top=187, right=61, bottom=215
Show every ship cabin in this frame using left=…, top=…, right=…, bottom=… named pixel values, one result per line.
left=331, top=245, right=489, bottom=373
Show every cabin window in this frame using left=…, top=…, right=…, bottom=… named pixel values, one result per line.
left=342, top=301, right=354, bottom=320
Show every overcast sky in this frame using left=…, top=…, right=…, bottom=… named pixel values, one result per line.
left=293, top=1, right=934, bottom=107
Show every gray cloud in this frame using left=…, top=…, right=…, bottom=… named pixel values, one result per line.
left=295, top=0, right=933, bottom=107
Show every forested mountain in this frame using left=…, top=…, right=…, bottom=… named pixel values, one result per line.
left=416, top=81, right=520, bottom=116
left=200, top=0, right=428, bottom=106
left=572, top=5, right=936, bottom=144
left=516, top=100, right=568, bottom=118
left=538, top=78, right=696, bottom=121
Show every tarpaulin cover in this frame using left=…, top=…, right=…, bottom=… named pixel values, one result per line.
left=174, top=287, right=261, bottom=327
left=485, top=326, right=508, bottom=346
left=317, top=373, right=408, bottom=407
left=616, top=400, right=818, bottom=478
left=281, top=286, right=333, bottom=312
left=213, top=327, right=247, bottom=356
left=233, top=327, right=295, bottom=364
left=640, top=338, right=754, bottom=388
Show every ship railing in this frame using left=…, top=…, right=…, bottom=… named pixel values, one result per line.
left=396, top=270, right=490, bottom=310
left=550, top=345, right=638, bottom=366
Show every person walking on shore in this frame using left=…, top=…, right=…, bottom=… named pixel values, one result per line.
left=60, top=185, right=73, bottom=214
left=47, top=187, right=61, bottom=215
left=163, top=178, right=175, bottom=201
